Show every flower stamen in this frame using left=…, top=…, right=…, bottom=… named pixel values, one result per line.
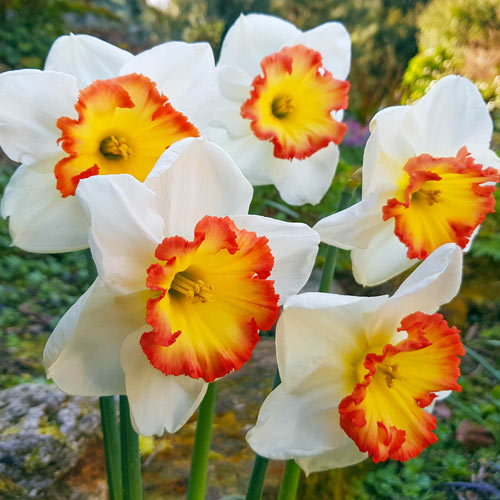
left=417, top=188, right=442, bottom=206
left=100, top=135, right=133, bottom=160
left=271, top=95, right=295, bottom=119
left=378, top=363, right=400, bottom=388
left=170, top=273, right=214, bottom=304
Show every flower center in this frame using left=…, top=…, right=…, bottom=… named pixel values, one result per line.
left=415, top=188, right=442, bottom=206
left=271, top=94, right=295, bottom=118
left=99, top=135, right=133, bottom=160
left=377, top=362, right=400, bottom=388
left=241, top=44, right=349, bottom=160
left=170, top=273, right=213, bottom=304
left=54, top=73, right=199, bottom=197
left=383, top=147, right=498, bottom=260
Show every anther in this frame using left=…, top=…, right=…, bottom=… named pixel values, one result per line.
left=379, top=363, right=400, bottom=388
left=170, top=273, right=214, bottom=304
left=271, top=95, right=295, bottom=119
left=100, top=135, right=133, bottom=160
left=419, top=188, right=442, bottom=206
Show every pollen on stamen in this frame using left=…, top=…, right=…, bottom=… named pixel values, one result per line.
left=170, top=273, right=214, bottom=304
left=378, top=363, right=399, bottom=388
left=416, top=188, right=442, bottom=206
left=271, top=95, right=295, bottom=119
left=100, top=135, right=133, bottom=160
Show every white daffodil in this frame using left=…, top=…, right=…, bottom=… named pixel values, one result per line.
left=247, top=243, right=464, bottom=474
left=43, top=138, right=320, bottom=436
left=209, top=13, right=351, bottom=206
left=315, top=76, right=499, bottom=286
left=0, top=34, right=217, bottom=253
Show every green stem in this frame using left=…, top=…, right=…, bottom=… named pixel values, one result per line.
left=120, top=396, right=143, bottom=500
left=318, top=244, right=340, bottom=293
left=87, top=250, right=123, bottom=499
left=277, top=461, right=301, bottom=500
left=318, top=186, right=357, bottom=293
left=187, top=382, right=217, bottom=500
left=99, top=397, right=123, bottom=500
left=245, top=371, right=281, bottom=500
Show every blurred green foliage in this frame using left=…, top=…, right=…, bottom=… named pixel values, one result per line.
left=402, top=0, right=500, bottom=126
left=0, top=0, right=122, bottom=71
left=470, top=190, right=500, bottom=262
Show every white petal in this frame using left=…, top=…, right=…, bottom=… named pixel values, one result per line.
left=472, top=148, right=500, bottom=173
left=362, top=106, right=414, bottom=197
left=363, top=78, right=494, bottom=197
left=296, top=439, right=366, bottom=475
left=292, top=22, right=351, bottom=79
left=121, top=331, right=208, bottom=435
left=211, top=67, right=252, bottom=137
left=206, top=128, right=274, bottom=185
left=0, top=69, right=78, bottom=164
left=45, top=34, right=133, bottom=88
left=44, top=284, right=94, bottom=369
left=434, top=389, right=452, bottom=402
left=351, top=223, right=417, bottom=286
left=209, top=104, right=252, bottom=139
left=216, top=65, right=252, bottom=103
left=230, top=215, right=320, bottom=304
left=392, top=243, right=463, bottom=303
left=277, top=293, right=388, bottom=384
left=407, top=76, right=493, bottom=157
left=426, top=390, right=453, bottom=415
left=366, top=243, right=463, bottom=338
left=45, top=281, right=146, bottom=396
left=1, top=162, right=90, bottom=253
left=145, top=138, right=253, bottom=238
left=313, top=191, right=386, bottom=250
left=246, top=369, right=346, bottom=460
left=119, top=42, right=216, bottom=129
left=76, top=175, right=164, bottom=294
left=271, top=143, right=340, bottom=206
left=218, top=13, right=300, bottom=77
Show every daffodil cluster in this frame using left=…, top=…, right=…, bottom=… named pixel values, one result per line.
left=0, top=12, right=498, bottom=489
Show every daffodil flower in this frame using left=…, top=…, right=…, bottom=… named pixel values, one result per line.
left=0, top=34, right=216, bottom=253
left=314, top=76, right=499, bottom=286
left=43, top=138, right=320, bottom=436
left=247, top=243, right=464, bottom=473
left=209, top=13, right=351, bottom=206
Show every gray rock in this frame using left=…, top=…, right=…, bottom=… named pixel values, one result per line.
left=0, top=383, right=102, bottom=499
